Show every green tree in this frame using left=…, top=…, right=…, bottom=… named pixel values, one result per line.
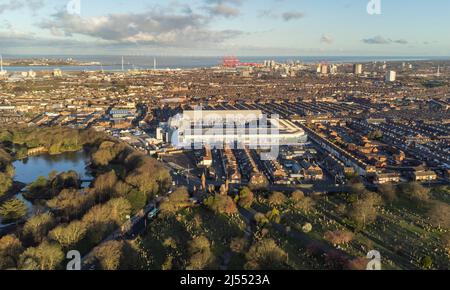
left=23, top=212, right=56, bottom=244
left=47, top=188, right=95, bottom=219
left=24, top=176, right=49, bottom=200
left=348, top=193, right=380, bottom=228
left=204, top=194, right=237, bottom=215
left=114, top=180, right=132, bottom=197
left=4, top=164, right=15, bottom=179
left=19, top=242, right=64, bottom=270
left=324, top=230, right=354, bottom=246
left=160, top=187, right=190, bottom=216
left=124, top=154, right=172, bottom=199
left=0, top=147, right=11, bottom=169
left=0, top=172, right=13, bottom=197
left=93, top=170, right=118, bottom=201
left=49, top=221, right=87, bottom=250
left=293, top=197, right=315, bottom=214
left=254, top=212, right=270, bottom=226
left=187, top=236, right=214, bottom=270
left=290, top=190, right=305, bottom=202
left=82, top=198, right=132, bottom=246
left=92, top=141, right=116, bottom=167
left=0, top=235, right=24, bottom=269
left=50, top=170, right=80, bottom=193
left=89, top=240, right=123, bottom=270
left=237, top=187, right=254, bottom=209
left=126, top=189, right=147, bottom=214
left=245, top=239, right=288, bottom=270
left=420, top=256, right=433, bottom=270
left=0, top=198, right=27, bottom=222
left=266, top=208, right=281, bottom=223
left=268, top=191, right=287, bottom=207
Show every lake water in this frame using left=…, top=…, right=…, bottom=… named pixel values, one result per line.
left=13, top=150, right=92, bottom=184
left=0, top=150, right=93, bottom=226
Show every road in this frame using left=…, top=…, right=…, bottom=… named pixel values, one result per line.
left=81, top=199, right=164, bottom=269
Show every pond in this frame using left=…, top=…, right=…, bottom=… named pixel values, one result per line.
left=0, top=150, right=93, bottom=227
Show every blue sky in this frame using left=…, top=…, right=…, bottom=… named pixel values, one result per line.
left=0, top=0, right=449, bottom=56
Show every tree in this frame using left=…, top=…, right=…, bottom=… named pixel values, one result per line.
left=427, top=201, right=450, bottom=229
left=420, top=256, right=433, bottom=270
left=0, top=147, right=11, bottom=168
left=368, top=129, right=383, bottom=140
left=324, top=230, right=354, bottom=246
left=19, top=242, right=64, bottom=270
left=348, top=193, right=380, bottom=228
left=187, top=236, right=214, bottom=270
left=378, top=183, right=397, bottom=204
left=245, top=239, right=288, bottom=270
left=0, top=235, right=23, bottom=270
left=92, top=141, right=118, bottom=167
left=23, top=212, right=56, bottom=244
left=266, top=208, right=281, bottom=223
left=237, top=187, right=254, bottom=209
left=293, top=197, right=315, bottom=214
left=104, top=198, right=132, bottom=225
left=24, top=176, right=50, bottom=200
left=126, top=189, right=148, bottom=214
left=290, top=190, right=305, bottom=202
left=0, top=198, right=27, bottom=222
left=0, top=172, right=13, bottom=197
left=399, top=182, right=430, bottom=205
left=82, top=198, right=132, bottom=246
left=93, top=170, right=118, bottom=201
left=4, top=164, right=15, bottom=179
left=49, top=221, right=87, bottom=250
left=89, top=240, right=123, bottom=270
left=114, top=180, right=132, bottom=197
left=47, top=188, right=95, bottom=219
left=125, top=155, right=172, bottom=199
left=50, top=170, right=80, bottom=193
left=160, top=187, right=190, bottom=216
left=268, top=191, right=287, bottom=207
left=204, top=194, right=237, bottom=215
left=254, top=212, right=269, bottom=226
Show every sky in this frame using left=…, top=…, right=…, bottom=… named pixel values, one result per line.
left=0, top=0, right=449, bottom=56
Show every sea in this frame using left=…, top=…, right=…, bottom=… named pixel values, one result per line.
left=2, top=55, right=450, bottom=72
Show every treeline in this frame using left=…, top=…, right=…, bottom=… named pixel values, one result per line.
left=0, top=136, right=172, bottom=270
left=0, top=147, right=14, bottom=198
left=0, top=197, right=133, bottom=270
left=90, top=140, right=172, bottom=211
left=0, top=126, right=107, bottom=158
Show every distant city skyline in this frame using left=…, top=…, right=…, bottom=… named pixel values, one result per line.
left=0, top=0, right=449, bottom=56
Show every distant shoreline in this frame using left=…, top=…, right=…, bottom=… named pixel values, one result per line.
left=1, top=55, right=449, bottom=72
